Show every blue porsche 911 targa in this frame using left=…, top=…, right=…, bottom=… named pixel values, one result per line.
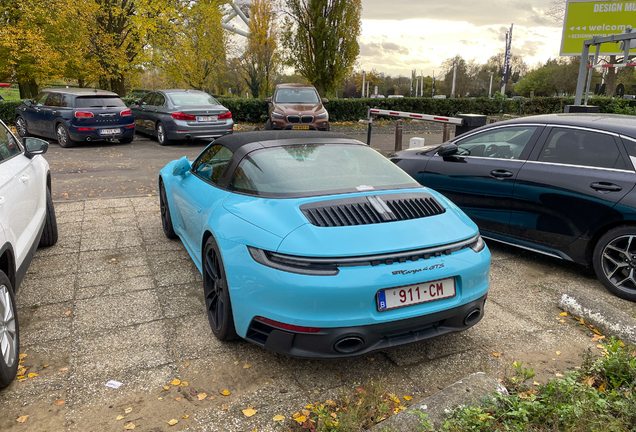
left=159, top=131, right=491, bottom=358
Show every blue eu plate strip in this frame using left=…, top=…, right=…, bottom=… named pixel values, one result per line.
left=377, top=290, right=387, bottom=311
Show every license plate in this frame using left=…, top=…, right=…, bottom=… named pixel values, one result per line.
left=197, top=116, right=217, bottom=122
left=292, top=125, right=310, bottom=130
left=377, top=277, right=456, bottom=311
left=99, top=128, right=120, bottom=135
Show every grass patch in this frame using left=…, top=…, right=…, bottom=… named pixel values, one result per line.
left=441, top=338, right=636, bottom=432
left=0, top=86, right=20, bottom=100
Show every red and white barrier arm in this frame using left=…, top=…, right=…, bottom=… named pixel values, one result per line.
left=368, top=108, right=463, bottom=125
left=586, top=62, right=636, bottom=68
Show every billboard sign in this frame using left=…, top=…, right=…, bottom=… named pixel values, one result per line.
left=561, top=0, right=636, bottom=55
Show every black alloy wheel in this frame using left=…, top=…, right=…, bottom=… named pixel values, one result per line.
left=203, top=237, right=237, bottom=341
left=593, top=226, right=636, bottom=302
left=15, top=116, right=28, bottom=137
left=159, top=183, right=178, bottom=239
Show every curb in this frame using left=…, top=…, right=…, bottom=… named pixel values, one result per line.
left=559, top=290, right=636, bottom=347
left=370, top=372, right=508, bottom=431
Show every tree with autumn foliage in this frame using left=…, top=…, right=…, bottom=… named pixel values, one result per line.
left=281, top=0, right=362, bottom=96
left=0, top=0, right=81, bottom=98
left=240, top=0, right=280, bottom=98
left=160, top=0, right=227, bottom=92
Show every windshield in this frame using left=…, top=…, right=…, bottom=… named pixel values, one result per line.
left=229, top=144, right=420, bottom=198
left=75, top=97, right=125, bottom=108
left=274, top=88, right=320, bottom=104
left=168, top=92, right=219, bottom=107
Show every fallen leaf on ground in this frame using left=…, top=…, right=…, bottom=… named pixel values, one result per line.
left=492, top=352, right=501, bottom=357
left=16, top=416, right=28, bottom=423
left=273, top=415, right=285, bottom=421
left=189, top=388, right=198, bottom=396
left=221, top=389, right=231, bottom=396
left=198, top=393, right=207, bottom=401
left=243, top=364, right=252, bottom=369
left=293, top=412, right=300, bottom=418
left=43, top=364, right=48, bottom=368
left=170, top=379, right=181, bottom=386
left=313, top=390, right=319, bottom=394
left=559, top=312, right=567, bottom=316
left=302, top=409, right=310, bottom=416
left=54, top=400, right=65, bottom=406
left=533, top=382, right=541, bottom=386
left=27, top=373, right=38, bottom=378
left=17, top=365, right=27, bottom=375
left=16, top=376, right=24, bottom=379
left=163, top=386, right=170, bottom=390
left=593, top=329, right=601, bottom=335
left=182, top=415, right=189, bottom=419
left=125, top=407, right=132, bottom=414
left=209, top=396, right=215, bottom=400
left=599, top=383, right=606, bottom=391
left=59, top=367, right=68, bottom=371
left=295, top=415, right=307, bottom=423
left=242, top=407, right=257, bottom=417
left=184, top=363, right=189, bottom=367
left=65, top=311, right=72, bottom=316
left=233, top=361, right=239, bottom=365
left=19, top=354, right=27, bottom=360
left=403, top=395, right=412, bottom=401
left=167, top=419, right=178, bottom=426
left=556, top=351, right=561, bottom=355
left=175, top=397, right=181, bottom=401
left=124, top=423, right=135, bottom=430
left=116, top=415, right=124, bottom=420
left=221, top=406, right=228, bottom=411
left=555, top=373, right=564, bottom=377
left=179, top=381, right=188, bottom=387
left=331, top=413, right=338, bottom=419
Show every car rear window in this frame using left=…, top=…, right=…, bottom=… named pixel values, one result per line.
left=75, top=97, right=126, bottom=108
left=167, top=92, right=219, bottom=107
left=229, top=144, right=420, bottom=198
left=274, top=88, right=319, bottom=104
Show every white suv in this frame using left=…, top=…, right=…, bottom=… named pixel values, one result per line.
left=0, top=119, right=58, bottom=388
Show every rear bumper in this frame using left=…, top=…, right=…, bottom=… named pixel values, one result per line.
left=246, top=294, right=488, bottom=358
left=270, top=119, right=329, bottom=131
left=165, top=119, right=234, bottom=141
left=69, top=126, right=135, bottom=142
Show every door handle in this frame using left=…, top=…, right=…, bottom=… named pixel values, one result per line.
left=590, top=182, right=622, bottom=192
left=490, top=170, right=514, bottom=179
left=154, top=109, right=158, bottom=112
left=195, top=205, right=202, bottom=214
left=20, top=175, right=30, bottom=183
left=52, top=110, right=57, bottom=114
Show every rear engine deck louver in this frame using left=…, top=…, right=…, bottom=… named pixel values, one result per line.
left=301, top=193, right=445, bottom=227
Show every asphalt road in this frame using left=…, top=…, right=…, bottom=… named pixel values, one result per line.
left=42, top=128, right=448, bottom=201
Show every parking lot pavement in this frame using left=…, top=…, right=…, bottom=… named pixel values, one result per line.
left=2, top=196, right=636, bottom=431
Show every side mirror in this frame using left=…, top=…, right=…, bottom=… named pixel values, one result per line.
left=437, top=142, right=458, bottom=157
left=172, top=156, right=191, bottom=177
left=265, top=97, right=272, bottom=103
left=141, top=101, right=147, bottom=106
left=322, top=98, right=329, bottom=103
left=23, top=100, right=32, bottom=107
left=23, top=137, right=49, bottom=158
left=134, top=100, right=140, bottom=105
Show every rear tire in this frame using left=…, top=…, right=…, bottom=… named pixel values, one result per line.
left=159, top=182, right=178, bottom=240
left=593, top=225, right=636, bottom=302
left=39, top=188, right=58, bottom=247
left=156, top=122, right=169, bottom=146
left=0, top=271, right=19, bottom=389
left=56, top=123, right=76, bottom=148
left=15, top=116, right=28, bottom=138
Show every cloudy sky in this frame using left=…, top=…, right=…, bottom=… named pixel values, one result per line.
left=358, top=0, right=564, bottom=77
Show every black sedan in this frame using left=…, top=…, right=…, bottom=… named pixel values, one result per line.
left=129, top=89, right=233, bottom=145
left=392, top=113, right=636, bottom=302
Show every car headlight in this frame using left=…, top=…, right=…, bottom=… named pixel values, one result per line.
left=271, top=112, right=284, bottom=119
left=469, top=235, right=485, bottom=253
left=316, top=111, right=328, bottom=120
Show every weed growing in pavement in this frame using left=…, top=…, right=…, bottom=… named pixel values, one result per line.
left=440, top=337, right=636, bottom=432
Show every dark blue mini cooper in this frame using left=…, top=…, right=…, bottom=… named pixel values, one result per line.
left=14, top=88, right=135, bottom=148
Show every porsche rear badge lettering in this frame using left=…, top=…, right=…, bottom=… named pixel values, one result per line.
left=392, top=263, right=444, bottom=276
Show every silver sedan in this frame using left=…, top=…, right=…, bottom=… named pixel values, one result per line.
left=130, top=90, right=233, bottom=145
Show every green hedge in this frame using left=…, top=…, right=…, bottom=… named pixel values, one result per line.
left=4, top=96, right=636, bottom=127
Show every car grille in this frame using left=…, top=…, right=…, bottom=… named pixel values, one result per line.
left=300, top=193, right=446, bottom=228
left=287, top=115, right=300, bottom=123
left=301, top=115, right=314, bottom=123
